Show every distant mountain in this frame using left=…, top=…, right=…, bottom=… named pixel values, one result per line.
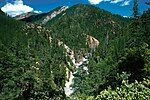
left=14, top=11, right=38, bottom=20
left=21, top=4, right=130, bottom=51
left=21, top=6, right=68, bottom=24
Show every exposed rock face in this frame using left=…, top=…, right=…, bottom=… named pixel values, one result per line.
left=22, top=24, right=100, bottom=96
left=42, top=6, right=68, bottom=25
left=63, top=35, right=100, bottom=96
left=87, top=35, right=100, bottom=49
left=15, top=12, right=37, bottom=20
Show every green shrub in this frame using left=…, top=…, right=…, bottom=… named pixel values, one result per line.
left=96, top=80, right=150, bottom=100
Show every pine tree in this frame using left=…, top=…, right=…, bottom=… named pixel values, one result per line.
left=133, top=0, right=139, bottom=18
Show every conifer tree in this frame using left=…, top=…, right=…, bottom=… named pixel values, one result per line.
left=145, top=0, right=150, bottom=5
left=133, top=0, right=139, bottom=18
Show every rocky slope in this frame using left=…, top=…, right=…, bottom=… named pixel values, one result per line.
left=14, top=12, right=38, bottom=20
left=21, top=6, right=68, bottom=24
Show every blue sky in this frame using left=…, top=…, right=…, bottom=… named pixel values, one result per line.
left=0, top=0, right=149, bottom=17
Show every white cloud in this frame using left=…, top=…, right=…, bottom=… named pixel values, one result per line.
left=34, top=10, right=42, bottom=14
left=123, top=15, right=127, bottom=17
left=110, top=0, right=124, bottom=4
left=88, top=0, right=111, bottom=5
left=121, top=0, right=131, bottom=6
left=88, top=0, right=123, bottom=5
left=88, top=0, right=131, bottom=6
left=1, top=0, right=41, bottom=17
left=88, top=0, right=104, bottom=4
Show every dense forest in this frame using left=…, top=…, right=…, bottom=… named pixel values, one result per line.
left=0, top=1, right=150, bottom=100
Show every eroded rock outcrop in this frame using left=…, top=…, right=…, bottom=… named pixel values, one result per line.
left=42, top=6, right=68, bottom=25
left=63, top=35, right=100, bottom=96
left=87, top=35, right=100, bottom=49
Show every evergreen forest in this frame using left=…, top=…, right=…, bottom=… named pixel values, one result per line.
left=0, top=1, right=150, bottom=100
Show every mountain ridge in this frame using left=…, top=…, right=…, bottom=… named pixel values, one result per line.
left=19, top=4, right=130, bottom=57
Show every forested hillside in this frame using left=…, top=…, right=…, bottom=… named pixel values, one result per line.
left=0, top=2, right=150, bottom=100
left=71, top=8, right=150, bottom=99
left=0, top=10, right=70, bottom=99
left=22, top=4, right=130, bottom=52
